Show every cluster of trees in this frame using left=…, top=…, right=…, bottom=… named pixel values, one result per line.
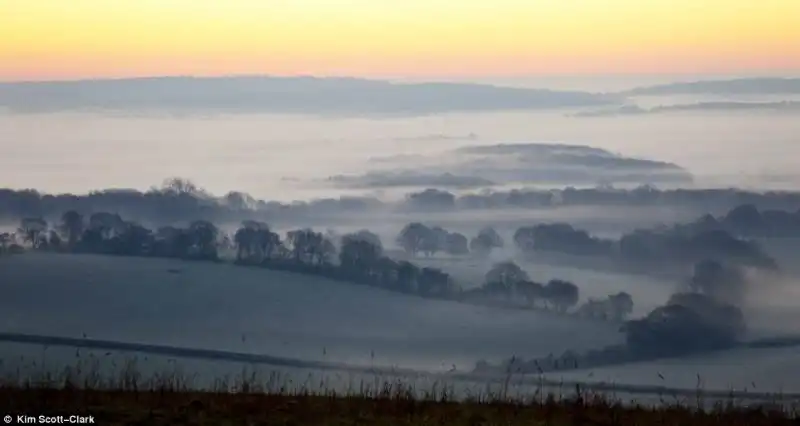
left=624, top=260, right=748, bottom=356
left=474, top=259, right=750, bottom=376
left=512, top=222, right=777, bottom=271
left=677, top=204, right=800, bottom=239
left=575, top=292, right=634, bottom=321
left=12, top=211, right=223, bottom=260
left=0, top=178, right=382, bottom=227
left=9, top=212, right=465, bottom=301
left=395, top=223, right=504, bottom=257
left=462, top=261, right=613, bottom=316
left=514, top=223, right=612, bottom=256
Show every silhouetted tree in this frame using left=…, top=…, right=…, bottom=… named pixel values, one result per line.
left=484, top=261, right=530, bottom=296
left=396, top=223, right=432, bottom=256
left=60, top=210, right=84, bottom=247
left=340, top=234, right=383, bottom=279
left=470, top=227, right=504, bottom=255
left=345, top=229, right=383, bottom=252
left=444, top=232, right=469, bottom=255
left=189, top=220, right=219, bottom=260
left=287, top=229, right=334, bottom=265
left=543, top=279, right=579, bottom=312
left=608, top=291, right=634, bottom=320
left=88, top=212, right=124, bottom=240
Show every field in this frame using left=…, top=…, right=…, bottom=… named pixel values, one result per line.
left=3, top=252, right=800, bottom=408
left=0, top=253, right=622, bottom=371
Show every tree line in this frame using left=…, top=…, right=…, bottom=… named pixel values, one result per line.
left=2, top=212, right=635, bottom=323
left=4, top=179, right=800, bottom=230
left=512, top=219, right=779, bottom=272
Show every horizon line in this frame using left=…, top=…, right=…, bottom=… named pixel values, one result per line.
left=3, top=71, right=799, bottom=85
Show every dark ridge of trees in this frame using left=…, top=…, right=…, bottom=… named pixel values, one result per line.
left=452, top=186, right=800, bottom=212
left=513, top=221, right=778, bottom=271
left=675, top=204, right=800, bottom=239
left=0, top=178, right=385, bottom=227
left=618, top=228, right=776, bottom=270
left=6, top=182, right=800, bottom=229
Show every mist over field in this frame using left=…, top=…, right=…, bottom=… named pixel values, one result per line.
left=2, top=74, right=800, bottom=400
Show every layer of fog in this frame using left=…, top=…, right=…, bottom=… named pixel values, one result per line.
left=3, top=109, right=800, bottom=199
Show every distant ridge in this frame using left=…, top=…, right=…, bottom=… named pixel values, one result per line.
left=623, top=77, right=800, bottom=95
left=0, top=75, right=618, bottom=114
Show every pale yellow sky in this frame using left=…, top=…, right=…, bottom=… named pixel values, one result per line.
left=1, top=0, right=799, bottom=81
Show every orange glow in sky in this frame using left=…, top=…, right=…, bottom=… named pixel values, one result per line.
left=1, top=0, right=799, bottom=81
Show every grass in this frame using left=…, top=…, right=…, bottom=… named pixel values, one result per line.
left=1, top=355, right=798, bottom=425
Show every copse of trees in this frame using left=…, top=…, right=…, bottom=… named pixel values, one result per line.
left=576, top=292, right=634, bottom=321
left=13, top=212, right=465, bottom=303
left=475, top=263, right=747, bottom=377
left=461, top=261, right=586, bottom=314
left=512, top=221, right=777, bottom=272
left=623, top=258, right=749, bottom=357
left=469, top=227, right=504, bottom=255
left=676, top=203, right=800, bottom=239
left=624, top=293, right=745, bottom=356
left=395, top=223, right=470, bottom=257
left=513, top=223, right=613, bottom=256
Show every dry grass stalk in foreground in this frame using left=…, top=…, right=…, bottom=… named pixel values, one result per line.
left=2, top=375, right=798, bottom=426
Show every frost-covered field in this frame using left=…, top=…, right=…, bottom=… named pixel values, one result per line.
left=2, top=253, right=800, bottom=397
left=0, top=253, right=622, bottom=371
left=546, top=346, right=800, bottom=394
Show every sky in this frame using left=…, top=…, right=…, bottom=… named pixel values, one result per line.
left=1, top=0, right=799, bottom=82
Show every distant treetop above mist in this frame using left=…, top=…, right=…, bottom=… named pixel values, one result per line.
left=0, top=76, right=618, bottom=114
left=329, top=142, right=692, bottom=190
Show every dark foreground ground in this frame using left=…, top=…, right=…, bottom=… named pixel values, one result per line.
left=3, top=386, right=798, bottom=426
